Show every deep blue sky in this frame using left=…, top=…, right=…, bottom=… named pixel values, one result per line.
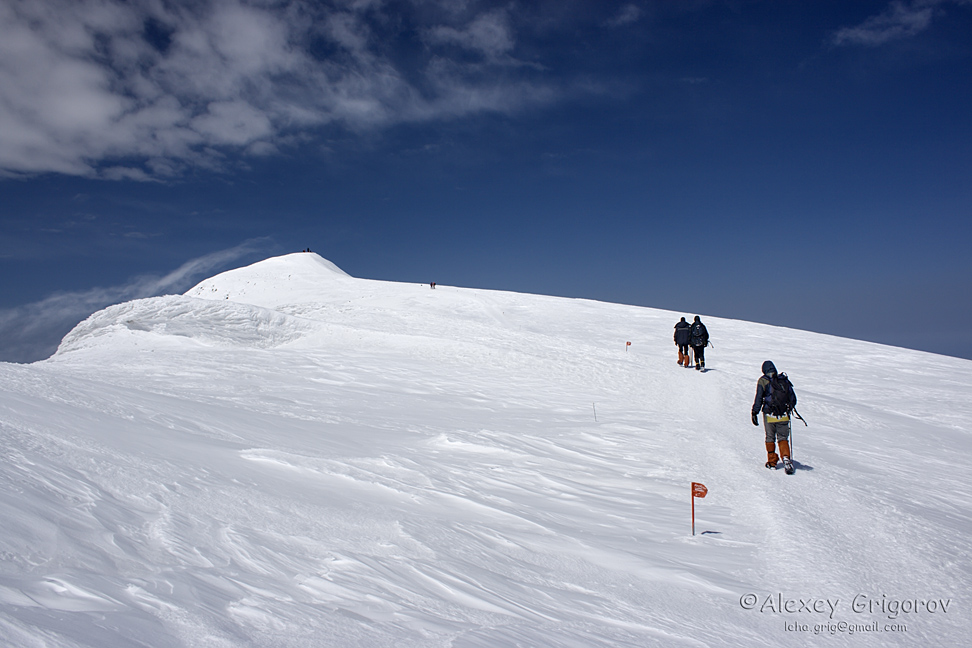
left=2, top=0, right=971, bottom=362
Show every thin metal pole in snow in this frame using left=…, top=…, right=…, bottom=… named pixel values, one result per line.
left=592, top=403, right=597, bottom=422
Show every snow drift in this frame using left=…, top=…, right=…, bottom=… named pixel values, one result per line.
left=1, top=252, right=970, bottom=647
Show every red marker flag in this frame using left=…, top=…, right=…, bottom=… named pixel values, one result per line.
left=626, top=341, right=631, bottom=352
left=691, top=482, right=708, bottom=535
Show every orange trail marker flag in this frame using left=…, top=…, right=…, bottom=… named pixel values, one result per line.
left=691, top=482, right=708, bottom=536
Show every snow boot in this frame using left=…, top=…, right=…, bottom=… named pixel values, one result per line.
left=678, top=350, right=684, bottom=365
left=779, top=439, right=794, bottom=474
left=765, top=442, right=779, bottom=469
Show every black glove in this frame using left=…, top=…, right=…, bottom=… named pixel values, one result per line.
left=751, top=412, right=759, bottom=426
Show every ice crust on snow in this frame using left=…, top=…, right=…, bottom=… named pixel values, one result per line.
left=2, top=252, right=971, bottom=647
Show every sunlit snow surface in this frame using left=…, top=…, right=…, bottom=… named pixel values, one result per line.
left=2, top=253, right=970, bottom=647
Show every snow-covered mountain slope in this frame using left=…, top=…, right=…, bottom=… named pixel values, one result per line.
left=2, top=252, right=970, bottom=647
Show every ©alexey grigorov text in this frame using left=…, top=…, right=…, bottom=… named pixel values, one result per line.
left=739, top=592, right=951, bottom=620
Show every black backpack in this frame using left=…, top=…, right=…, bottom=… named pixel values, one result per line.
left=766, top=373, right=797, bottom=417
left=690, top=323, right=706, bottom=345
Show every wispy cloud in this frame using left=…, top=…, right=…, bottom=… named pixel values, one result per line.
left=829, top=0, right=969, bottom=47
left=0, top=0, right=560, bottom=180
left=605, top=4, right=643, bottom=29
left=0, top=240, right=269, bottom=363
left=427, top=9, right=515, bottom=60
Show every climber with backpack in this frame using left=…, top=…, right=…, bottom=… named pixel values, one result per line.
left=751, top=360, right=803, bottom=474
left=689, top=316, right=709, bottom=371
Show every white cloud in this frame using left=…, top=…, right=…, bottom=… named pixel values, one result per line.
left=0, top=240, right=270, bottom=363
left=0, top=0, right=559, bottom=179
left=191, top=101, right=275, bottom=146
left=829, top=0, right=969, bottom=47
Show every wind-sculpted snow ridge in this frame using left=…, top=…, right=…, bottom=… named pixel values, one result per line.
left=54, top=253, right=347, bottom=358
left=54, top=295, right=311, bottom=356
left=2, top=252, right=972, bottom=647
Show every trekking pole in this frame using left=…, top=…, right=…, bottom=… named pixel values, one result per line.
left=792, top=407, right=807, bottom=426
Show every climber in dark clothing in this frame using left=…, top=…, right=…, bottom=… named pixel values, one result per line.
left=752, top=360, right=796, bottom=473
left=674, top=317, right=692, bottom=367
left=689, top=316, right=709, bottom=371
